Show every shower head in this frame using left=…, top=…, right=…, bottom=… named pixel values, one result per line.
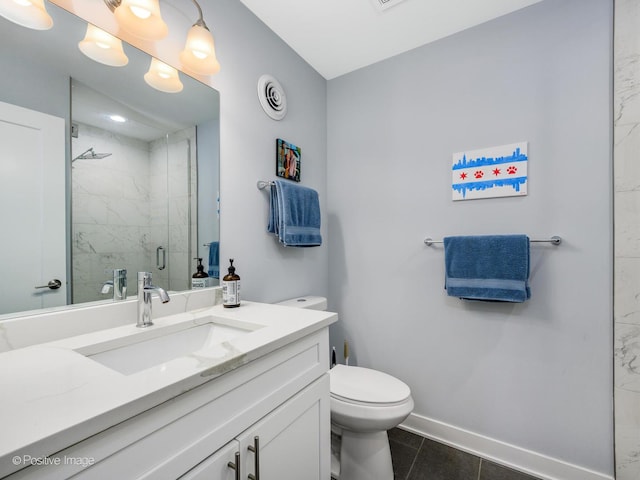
left=72, top=147, right=112, bottom=162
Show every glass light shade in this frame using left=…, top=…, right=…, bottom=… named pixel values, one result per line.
left=144, top=58, right=183, bottom=93
left=114, top=0, right=167, bottom=40
left=0, top=0, right=53, bottom=30
left=179, top=24, right=220, bottom=76
left=78, top=24, right=129, bottom=67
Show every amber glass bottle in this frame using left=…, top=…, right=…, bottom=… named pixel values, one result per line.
left=191, top=258, right=209, bottom=289
left=222, top=259, right=240, bottom=307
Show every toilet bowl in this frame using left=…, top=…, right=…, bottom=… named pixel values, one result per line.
left=330, top=364, right=414, bottom=480
left=276, top=296, right=414, bottom=480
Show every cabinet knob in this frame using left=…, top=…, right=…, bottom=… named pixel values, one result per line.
left=227, top=451, right=240, bottom=480
left=247, top=436, right=260, bottom=480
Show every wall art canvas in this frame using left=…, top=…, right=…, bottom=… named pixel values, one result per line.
left=451, top=142, right=528, bottom=201
left=276, top=138, right=301, bottom=182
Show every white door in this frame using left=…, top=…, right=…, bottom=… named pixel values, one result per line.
left=0, top=100, right=66, bottom=315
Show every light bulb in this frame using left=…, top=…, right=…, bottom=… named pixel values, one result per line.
left=114, top=0, right=167, bottom=40
left=129, top=5, right=150, bottom=19
left=144, top=58, right=183, bottom=93
left=78, top=24, right=128, bottom=67
left=180, top=24, right=220, bottom=76
left=0, top=0, right=52, bottom=30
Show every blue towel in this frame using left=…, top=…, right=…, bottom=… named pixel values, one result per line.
left=207, top=241, right=219, bottom=278
left=267, top=180, right=322, bottom=247
left=443, top=235, right=530, bottom=302
left=268, top=184, right=279, bottom=235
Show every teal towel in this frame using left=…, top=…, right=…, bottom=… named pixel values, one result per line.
left=267, top=180, right=322, bottom=247
left=268, top=184, right=279, bottom=235
left=444, top=235, right=530, bottom=302
left=207, top=241, right=219, bottom=278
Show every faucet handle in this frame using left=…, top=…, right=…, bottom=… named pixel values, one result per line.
left=138, top=271, right=152, bottom=285
left=113, top=268, right=127, bottom=301
left=101, top=281, right=113, bottom=294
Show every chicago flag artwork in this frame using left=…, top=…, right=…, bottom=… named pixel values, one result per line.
left=451, top=142, right=528, bottom=201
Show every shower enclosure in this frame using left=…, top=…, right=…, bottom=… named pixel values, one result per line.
left=70, top=81, right=197, bottom=303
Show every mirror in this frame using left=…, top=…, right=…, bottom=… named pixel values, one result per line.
left=0, top=2, right=220, bottom=318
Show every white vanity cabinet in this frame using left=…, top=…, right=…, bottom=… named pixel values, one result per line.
left=178, top=441, right=239, bottom=480
left=182, top=376, right=328, bottom=480
left=6, top=328, right=331, bottom=480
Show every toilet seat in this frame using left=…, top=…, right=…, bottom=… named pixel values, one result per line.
left=330, top=365, right=411, bottom=406
left=329, top=365, right=414, bottom=435
left=331, top=392, right=410, bottom=407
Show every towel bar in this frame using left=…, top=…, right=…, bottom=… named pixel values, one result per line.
left=257, top=180, right=275, bottom=190
left=424, top=235, right=561, bottom=246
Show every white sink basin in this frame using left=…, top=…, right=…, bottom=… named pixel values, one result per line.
left=76, top=317, right=258, bottom=375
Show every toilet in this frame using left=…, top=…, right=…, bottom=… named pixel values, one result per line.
left=276, top=296, right=414, bottom=480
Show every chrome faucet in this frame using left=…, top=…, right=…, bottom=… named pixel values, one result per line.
left=101, top=268, right=127, bottom=301
left=137, top=272, right=170, bottom=328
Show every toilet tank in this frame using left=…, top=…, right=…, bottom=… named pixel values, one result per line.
left=276, top=296, right=327, bottom=311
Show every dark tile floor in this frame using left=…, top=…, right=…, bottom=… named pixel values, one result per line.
left=388, top=428, right=543, bottom=480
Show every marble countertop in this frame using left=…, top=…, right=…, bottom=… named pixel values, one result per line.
left=0, top=301, right=337, bottom=477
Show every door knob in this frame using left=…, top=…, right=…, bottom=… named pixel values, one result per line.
left=34, top=279, right=62, bottom=290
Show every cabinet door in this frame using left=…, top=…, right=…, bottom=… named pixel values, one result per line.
left=178, top=440, right=240, bottom=480
left=238, top=375, right=330, bottom=480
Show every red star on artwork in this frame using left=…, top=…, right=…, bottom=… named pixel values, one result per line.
left=460, top=172, right=467, bottom=180
left=493, top=168, right=501, bottom=176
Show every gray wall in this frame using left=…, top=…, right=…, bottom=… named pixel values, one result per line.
left=206, top=0, right=329, bottom=302
left=327, top=0, right=613, bottom=475
left=0, top=59, right=69, bottom=119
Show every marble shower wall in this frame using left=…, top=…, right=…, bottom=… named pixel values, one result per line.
left=614, top=0, right=640, bottom=477
left=72, top=124, right=153, bottom=303
left=71, top=124, right=195, bottom=303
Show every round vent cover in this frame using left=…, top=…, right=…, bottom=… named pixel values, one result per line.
left=257, top=74, right=287, bottom=121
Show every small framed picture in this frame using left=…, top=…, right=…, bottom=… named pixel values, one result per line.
left=276, top=138, right=301, bottom=182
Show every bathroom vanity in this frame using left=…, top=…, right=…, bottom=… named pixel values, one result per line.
left=0, top=301, right=337, bottom=479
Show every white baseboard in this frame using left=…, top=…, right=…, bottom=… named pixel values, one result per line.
left=400, top=413, right=613, bottom=480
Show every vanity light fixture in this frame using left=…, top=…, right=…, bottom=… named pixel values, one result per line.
left=105, top=0, right=168, bottom=41
left=78, top=24, right=129, bottom=67
left=179, top=0, right=220, bottom=76
left=144, top=57, right=183, bottom=93
left=0, top=0, right=53, bottom=30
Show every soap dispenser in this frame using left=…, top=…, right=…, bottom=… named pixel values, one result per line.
left=191, top=258, right=210, bottom=289
left=222, top=259, right=240, bottom=308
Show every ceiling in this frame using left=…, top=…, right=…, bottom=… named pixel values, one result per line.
left=238, top=0, right=544, bottom=79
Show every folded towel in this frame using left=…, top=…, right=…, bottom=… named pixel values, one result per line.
left=268, top=183, right=279, bottom=235
left=207, top=241, right=219, bottom=278
left=267, top=180, right=322, bottom=247
left=444, top=235, right=530, bottom=302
